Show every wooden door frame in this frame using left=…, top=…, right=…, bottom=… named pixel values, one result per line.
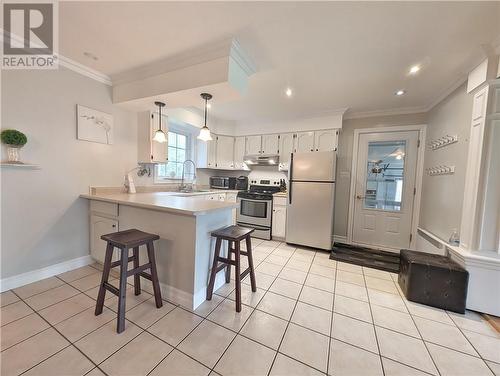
left=346, top=124, right=426, bottom=251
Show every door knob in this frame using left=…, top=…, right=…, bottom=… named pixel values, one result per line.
left=356, top=195, right=365, bottom=200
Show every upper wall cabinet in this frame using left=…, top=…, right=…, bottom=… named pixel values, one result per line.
left=245, top=135, right=262, bottom=155
left=295, top=131, right=315, bottom=153
left=261, top=134, right=280, bottom=154
left=234, top=136, right=246, bottom=170
left=314, top=129, right=338, bottom=152
left=138, top=111, right=168, bottom=164
left=279, top=133, right=295, bottom=170
left=216, top=135, right=235, bottom=169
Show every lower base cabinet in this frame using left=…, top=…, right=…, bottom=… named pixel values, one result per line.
left=90, top=214, right=118, bottom=264
left=272, top=203, right=287, bottom=240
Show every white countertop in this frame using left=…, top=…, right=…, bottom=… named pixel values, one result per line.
left=80, top=191, right=239, bottom=216
left=273, top=192, right=288, bottom=197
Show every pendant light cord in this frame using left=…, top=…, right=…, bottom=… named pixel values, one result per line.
left=158, top=104, right=162, bottom=131
left=204, top=97, right=208, bottom=126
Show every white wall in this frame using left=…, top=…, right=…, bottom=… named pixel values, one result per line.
left=1, top=67, right=138, bottom=279
left=419, top=83, right=472, bottom=241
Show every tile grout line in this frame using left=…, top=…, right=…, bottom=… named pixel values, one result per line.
left=325, top=253, right=338, bottom=376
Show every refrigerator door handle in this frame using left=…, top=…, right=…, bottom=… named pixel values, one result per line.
left=289, top=153, right=294, bottom=204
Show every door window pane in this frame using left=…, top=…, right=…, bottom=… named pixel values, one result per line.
left=364, top=140, right=406, bottom=211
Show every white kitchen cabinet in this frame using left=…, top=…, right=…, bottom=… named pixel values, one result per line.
left=206, top=139, right=217, bottom=168
left=272, top=198, right=287, bottom=240
left=206, top=193, right=219, bottom=201
left=138, top=111, right=168, bottom=164
left=245, top=135, right=262, bottom=155
left=279, top=133, right=295, bottom=170
left=215, top=135, right=235, bottom=169
left=234, top=137, right=246, bottom=170
left=90, top=214, right=118, bottom=264
left=294, top=131, right=315, bottom=153
left=217, top=193, right=226, bottom=201
left=261, top=134, right=280, bottom=155
left=314, top=129, right=338, bottom=152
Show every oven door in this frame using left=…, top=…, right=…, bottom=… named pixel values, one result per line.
left=236, top=197, right=272, bottom=227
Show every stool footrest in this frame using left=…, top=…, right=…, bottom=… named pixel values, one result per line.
left=216, top=257, right=236, bottom=266
left=126, top=263, right=152, bottom=277
left=110, top=256, right=135, bottom=268
left=240, top=267, right=251, bottom=280
left=103, top=282, right=120, bottom=297
left=139, top=271, right=152, bottom=281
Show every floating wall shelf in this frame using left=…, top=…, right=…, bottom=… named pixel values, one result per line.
left=427, top=135, right=458, bottom=150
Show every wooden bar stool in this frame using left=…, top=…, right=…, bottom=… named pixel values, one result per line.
left=95, top=229, right=163, bottom=333
left=206, top=225, right=256, bottom=312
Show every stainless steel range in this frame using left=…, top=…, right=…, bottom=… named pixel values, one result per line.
left=236, top=178, right=282, bottom=240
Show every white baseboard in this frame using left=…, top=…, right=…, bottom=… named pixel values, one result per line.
left=0, top=255, right=94, bottom=293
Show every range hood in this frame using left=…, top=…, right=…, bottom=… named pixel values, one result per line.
left=244, top=154, right=280, bottom=167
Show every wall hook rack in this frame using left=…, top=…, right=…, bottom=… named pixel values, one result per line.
left=426, top=165, right=455, bottom=176
left=427, top=135, right=458, bottom=150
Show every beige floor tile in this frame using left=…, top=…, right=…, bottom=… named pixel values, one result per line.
left=448, top=310, right=500, bottom=338
left=23, top=345, right=95, bottom=376
left=1, top=291, right=20, bottom=307
left=293, top=249, right=315, bottom=260
left=257, top=291, right=296, bottom=320
left=328, top=339, right=383, bottom=376
left=334, top=295, right=372, bottom=323
left=299, top=285, right=333, bottom=311
left=270, top=353, right=324, bottom=376
left=126, top=297, right=176, bottom=329
left=280, top=323, right=329, bottom=372
left=1, top=313, right=50, bottom=350
left=371, top=305, right=420, bottom=337
left=309, top=264, right=336, bottom=279
left=0, top=328, right=69, bottom=375
left=104, top=286, right=152, bottom=312
left=414, top=316, right=478, bottom=355
left=278, top=267, right=308, bottom=284
left=69, top=272, right=107, bottom=291
left=215, top=335, right=276, bottom=376
left=365, top=276, right=399, bottom=294
left=486, top=361, right=500, bottom=376
left=192, top=295, right=224, bottom=317
left=215, top=280, right=236, bottom=297
left=272, top=248, right=295, bottom=258
left=55, top=306, right=116, bottom=342
left=149, top=349, right=210, bottom=376
left=1, top=300, right=34, bottom=326
left=242, top=271, right=275, bottom=290
left=25, top=284, right=80, bottom=311
left=336, top=270, right=365, bottom=286
left=38, top=293, right=95, bottom=325
left=178, top=320, right=235, bottom=368
left=331, top=313, right=379, bottom=354
left=266, top=254, right=290, bottom=266
left=405, top=301, right=454, bottom=324
left=463, top=330, right=500, bottom=363
left=85, top=367, right=107, bottom=376
left=382, top=358, right=431, bottom=376
left=375, top=326, right=438, bottom=375
left=305, top=274, right=335, bottom=293
left=13, top=277, right=64, bottom=299
left=286, top=259, right=312, bottom=272
left=269, top=278, right=302, bottom=299
left=337, top=262, right=363, bottom=274
left=83, top=282, right=118, bottom=300
left=58, top=266, right=99, bottom=283
left=363, top=267, right=394, bottom=280
left=100, top=331, right=172, bottom=376
left=291, top=302, right=332, bottom=336
left=256, top=262, right=283, bottom=277
left=368, top=289, right=408, bottom=313
left=241, top=310, right=288, bottom=350
left=427, top=342, right=493, bottom=376
left=74, top=319, right=142, bottom=364
left=148, top=307, right=203, bottom=346
left=335, top=280, right=368, bottom=302
left=227, top=284, right=266, bottom=307
left=207, top=298, right=253, bottom=331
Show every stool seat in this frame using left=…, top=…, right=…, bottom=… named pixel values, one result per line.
left=101, top=229, right=160, bottom=248
left=211, top=225, right=254, bottom=241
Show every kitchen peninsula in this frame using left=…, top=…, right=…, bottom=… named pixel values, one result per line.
left=80, top=190, right=238, bottom=309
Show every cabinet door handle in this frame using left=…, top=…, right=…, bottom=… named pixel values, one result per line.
left=112, top=224, right=116, bottom=228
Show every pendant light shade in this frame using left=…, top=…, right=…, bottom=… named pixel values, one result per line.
left=153, top=101, right=167, bottom=143
left=197, top=93, right=213, bottom=142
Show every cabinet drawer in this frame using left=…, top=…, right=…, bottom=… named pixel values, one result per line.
left=273, top=196, right=287, bottom=206
left=90, top=200, right=118, bottom=217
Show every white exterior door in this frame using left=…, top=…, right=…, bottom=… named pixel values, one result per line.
left=245, top=135, right=262, bottom=155
left=261, top=134, right=279, bottom=154
left=352, top=131, right=419, bottom=250
left=295, top=132, right=315, bottom=152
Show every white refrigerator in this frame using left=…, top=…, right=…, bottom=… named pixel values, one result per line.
left=285, top=151, right=336, bottom=250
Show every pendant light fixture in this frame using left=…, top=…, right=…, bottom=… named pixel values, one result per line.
left=197, top=93, right=213, bottom=142
left=153, top=101, right=167, bottom=143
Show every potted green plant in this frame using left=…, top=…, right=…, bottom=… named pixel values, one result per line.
left=1, top=129, right=28, bottom=163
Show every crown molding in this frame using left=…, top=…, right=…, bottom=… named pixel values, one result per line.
left=344, top=106, right=427, bottom=120
left=230, top=38, right=256, bottom=76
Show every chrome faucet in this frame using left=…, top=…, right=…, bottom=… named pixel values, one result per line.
left=180, top=159, right=197, bottom=192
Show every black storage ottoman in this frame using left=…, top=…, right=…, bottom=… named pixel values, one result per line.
left=398, top=249, right=469, bottom=313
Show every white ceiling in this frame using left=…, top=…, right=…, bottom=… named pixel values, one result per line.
left=60, top=2, right=500, bottom=123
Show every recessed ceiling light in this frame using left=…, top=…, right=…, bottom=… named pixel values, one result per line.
left=409, top=65, right=420, bottom=74
left=83, top=51, right=98, bottom=61
left=285, top=88, right=293, bottom=97
left=395, top=90, right=406, bottom=96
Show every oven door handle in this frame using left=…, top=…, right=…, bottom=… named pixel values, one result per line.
left=236, top=222, right=270, bottom=231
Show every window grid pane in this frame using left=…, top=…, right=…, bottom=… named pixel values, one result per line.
left=158, top=130, right=189, bottom=179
